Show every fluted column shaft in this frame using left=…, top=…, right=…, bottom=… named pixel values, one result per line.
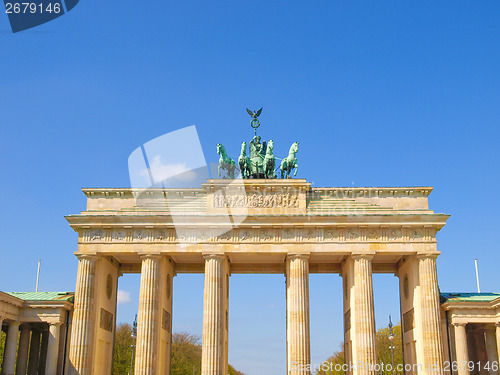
left=352, top=254, right=377, bottom=375
left=16, top=325, right=31, bottom=375
left=28, top=330, right=41, bottom=375
left=286, top=254, right=310, bottom=375
left=496, top=324, right=500, bottom=371
left=485, top=329, right=499, bottom=375
left=45, top=324, right=61, bottom=375
left=201, top=254, right=226, bottom=375
left=2, top=322, right=20, bottom=375
left=453, top=323, right=469, bottom=375
left=135, top=254, right=161, bottom=375
left=418, top=255, right=444, bottom=375
left=68, top=255, right=96, bottom=375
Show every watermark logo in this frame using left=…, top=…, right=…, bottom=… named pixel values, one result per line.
left=128, top=125, right=247, bottom=245
left=3, top=0, right=79, bottom=33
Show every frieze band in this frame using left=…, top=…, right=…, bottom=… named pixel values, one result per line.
left=81, top=226, right=437, bottom=243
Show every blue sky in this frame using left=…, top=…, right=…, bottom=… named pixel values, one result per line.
left=1, top=1, right=499, bottom=374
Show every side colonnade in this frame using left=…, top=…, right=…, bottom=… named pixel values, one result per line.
left=0, top=291, right=72, bottom=375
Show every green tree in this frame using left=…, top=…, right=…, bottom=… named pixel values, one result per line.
left=317, top=344, right=345, bottom=375
left=228, top=364, right=245, bottom=375
left=316, top=323, right=404, bottom=375
left=171, top=332, right=202, bottom=375
left=113, top=323, right=134, bottom=375
left=376, top=323, right=404, bottom=375
left=0, top=331, right=5, bottom=369
left=113, top=326, right=246, bottom=375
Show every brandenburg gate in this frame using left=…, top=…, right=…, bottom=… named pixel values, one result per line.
left=65, top=112, right=449, bottom=375
left=65, top=178, right=449, bottom=375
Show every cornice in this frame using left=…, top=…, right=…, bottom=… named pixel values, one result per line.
left=81, top=185, right=433, bottom=197
left=0, top=292, right=24, bottom=308
left=24, top=300, right=73, bottom=310
left=442, top=299, right=500, bottom=311
left=66, top=213, right=449, bottom=226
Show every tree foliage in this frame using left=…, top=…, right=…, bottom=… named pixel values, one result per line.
left=112, top=324, right=245, bottom=375
left=113, top=323, right=135, bottom=375
left=315, top=323, right=404, bottom=375
left=171, top=332, right=202, bottom=375
left=0, top=331, right=5, bottom=367
left=376, top=323, right=404, bottom=375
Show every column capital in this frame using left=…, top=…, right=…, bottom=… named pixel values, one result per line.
left=8, top=321, right=21, bottom=328
left=494, top=322, right=500, bottom=328
left=76, top=253, right=97, bottom=261
left=416, top=252, right=440, bottom=260
left=202, top=252, right=226, bottom=260
left=351, top=252, right=375, bottom=260
left=451, top=322, right=467, bottom=327
left=286, top=253, right=310, bottom=260
left=138, top=252, right=162, bottom=260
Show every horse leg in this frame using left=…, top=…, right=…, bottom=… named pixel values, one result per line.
left=294, top=164, right=298, bottom=176
left=239, top=161, right=245, bottom=178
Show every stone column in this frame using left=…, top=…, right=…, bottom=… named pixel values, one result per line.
left=453, top=323, right=469, bottom=375
left=45, top=324, right=61, bottom=375
left=201, top=254, right=227, bottom=375
left=286, top=254, right=311, bottom=375
left=2, top=322, right=20, bottom=375
left=68, top=254, right=96, bottom=375
left=0, top=317, right=3, bottom=367
left=352, top=254, right=377, bottom=375
left=496, top=324, right=500, bottom=371
left=135, top=254, right=161, bottom=375
left=39, top=328, right=49, bottom=375
left=28, top=329, right=41, bottom=375
left=16, top=325, right=31, bottom=375
left=485, top=328, right=499, bottom=375
left=418, top=254, right=444, bottom=375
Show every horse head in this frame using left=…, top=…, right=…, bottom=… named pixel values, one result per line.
left=217, top=143, right=227, bottom=156
left=289, top=142, right=299, bottom=154
left=267, top=140, right=274, bottom=153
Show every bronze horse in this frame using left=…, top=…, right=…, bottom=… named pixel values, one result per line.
left=238, top=142, right=251, bottom=178
left=263, top=140, right=276, bottom=179
left=217, top=143, right=236, bottom=179
left=280, top=142, right=299, bottom=178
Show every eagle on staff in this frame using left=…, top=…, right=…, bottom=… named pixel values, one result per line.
left=246, top=107, right=263, bottom=119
